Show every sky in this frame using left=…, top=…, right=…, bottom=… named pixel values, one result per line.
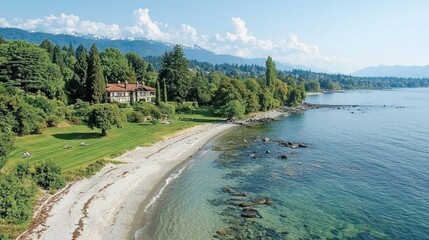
left=1, top=0, right=428, bottom=73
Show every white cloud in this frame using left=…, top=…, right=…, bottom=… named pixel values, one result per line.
left=126, top=8, right=170, bottom=41
left=0, top=13, right=121, bottom=38
left=0, top=10, right=347, bottom=70
left=0, top=18, right=11, bottom=28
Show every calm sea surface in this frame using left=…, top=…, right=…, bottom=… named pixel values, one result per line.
left=139, top=88, right=429, bottom=240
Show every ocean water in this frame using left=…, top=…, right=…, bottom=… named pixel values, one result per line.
left=139, top=88, right=429, bottom=240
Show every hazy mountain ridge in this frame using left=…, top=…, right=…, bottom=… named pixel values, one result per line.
left=353, top=65, right=429, bottom=78
left=0, top=27, right=309, bottom=71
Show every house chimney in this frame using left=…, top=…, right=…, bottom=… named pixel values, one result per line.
left=125, top=81, right=128, bottom=89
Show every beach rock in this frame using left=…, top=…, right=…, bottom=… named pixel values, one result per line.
left=298, top=143, right=308, bottom=148
left=249, top=153, right=256, bottom=158
left=276, top=140, right=290, bottom=147
left=263, top=137, right=270, bottom=142
left=291, top=145, right=298, bottom=149
left=266, top=150, right=271, bottom=154
left=279, top=154, right=288, bottom=159
left=241, top=208, right=261, bottom=218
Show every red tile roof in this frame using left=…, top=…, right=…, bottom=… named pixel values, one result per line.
left=106, top=83, right=156, bottom=92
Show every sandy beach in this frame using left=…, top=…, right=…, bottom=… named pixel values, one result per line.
left=18, top=110, right=284, bottom=240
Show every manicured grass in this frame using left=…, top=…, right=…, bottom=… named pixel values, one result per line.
left=6, top=113, right=223, bottom=173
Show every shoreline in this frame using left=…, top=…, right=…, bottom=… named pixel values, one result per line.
left=20, top=110, right=285, bottom=240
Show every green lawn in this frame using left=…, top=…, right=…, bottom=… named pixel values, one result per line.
left=6, top=113, right=223, bottom=173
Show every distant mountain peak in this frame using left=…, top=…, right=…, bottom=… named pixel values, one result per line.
left=353, top=65, right=429, bottom=78
left=0, top=27, right=331, bottom=73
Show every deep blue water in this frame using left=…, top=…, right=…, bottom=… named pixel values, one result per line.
left=140, top=88, right=429, bottom=240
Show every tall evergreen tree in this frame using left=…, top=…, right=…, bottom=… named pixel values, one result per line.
left=125, top=52, right=147, bottom=83
left=52, top=45, right=64, bottom=68
left=86, top=44, right=105, bottom=103
left=39, top=39, right=54, bottom=58
left=155, top=80, right=161, bottom=106
left=67, top=43, right=75, bottom=57
left=66, top=44, right=88, bottom=102
left=162, top=78, right=168, bottom=102
left=265, top=56, right=276, bottom=93
left=159, top=45, right=191, bottom=101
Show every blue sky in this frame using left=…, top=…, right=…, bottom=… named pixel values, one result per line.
left=1, top=0, right=428, bottom=73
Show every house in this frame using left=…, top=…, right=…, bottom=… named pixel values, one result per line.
left=105, top=82, right=156, bottom=103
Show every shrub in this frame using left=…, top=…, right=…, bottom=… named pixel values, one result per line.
left=174, top=101, right=198, bottom=113
left=0, top=174, right=37, bottom=224
left=127, top=111, right=146, bottom=123
left=13, top=163, right=31, bottom=179
left=0, top=131, right=14, bottom=158
left=159, top=102, right=176, bottom=114
left=114, top=101, right=130, bottom=109
left=76, top=160, right=106, bottom=178
left=33, top=161, right=66, bottom=190
left=134, top=103, right=162, bottom=120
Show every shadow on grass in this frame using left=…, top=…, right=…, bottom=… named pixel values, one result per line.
left=52, top=132, right=101, bottom=140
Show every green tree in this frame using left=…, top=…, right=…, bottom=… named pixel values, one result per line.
left=259, top=86, right=275, bottom=111
left=0, top=40, right=65, bottom=99
left=0, top=36, right=6, bottom=45
left=305, top=80, right=321, bottom=92
left=213, top=78, right=246, bottom=107
left=159, top=45, right=191, bottom=101
left=144, top=63, right=158, bottom=87
left=244, top=78, right=262, bottom=113
left=86, top=44, right=106, bottom=103
left=33, top=160, right=66, bottom=190
left=155, top=80, right=161, bottom=106
left=66, top=44, right=88, bottom=102
left=52, top=45, right=64, bottom=68
left=100, top=48, right=136, bottom=84
left=188, top=74, right=212, bottom=104
left=126, top=52, right=147, bottom=83
left=39, top=39, right=54, bottom=58
left=0, top=173, right=37, bottom=224
left=86, top=104, right=126, bottom=136
left=265, top=56, right=276, bottom=92
left=219, top=100, right=245, bottom=120
left=274, top=79, right=290, bottom=105
left=162, top=78, right=168, bottom=102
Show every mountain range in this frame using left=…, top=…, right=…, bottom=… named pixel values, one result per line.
left=0, top=28, right=306, bottom=71
left=1, top=28, right=427, bottom=78
left=352, top=65, right=429, bottom=78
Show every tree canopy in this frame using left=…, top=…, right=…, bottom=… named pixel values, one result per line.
left=86, top=104, right=126, bottom=136
left=159, top=45, right=191, bottom=102
left=86, top=44, right=106, bottom=103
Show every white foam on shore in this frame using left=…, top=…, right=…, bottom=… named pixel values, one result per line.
left=143, top=161, right=191, bottom=213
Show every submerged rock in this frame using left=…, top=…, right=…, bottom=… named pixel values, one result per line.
left=279, top=154, right=288, bottom=159
left=298, top=143, right=308, bottom=148
left=216, top=228, right=228, bottom=236
left=253, top=197, right=273, bottom=206
left=241, top=208, right=261, bottom=218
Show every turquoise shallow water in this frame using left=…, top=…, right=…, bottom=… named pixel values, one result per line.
left=140, top=88, right=429, bottom=240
